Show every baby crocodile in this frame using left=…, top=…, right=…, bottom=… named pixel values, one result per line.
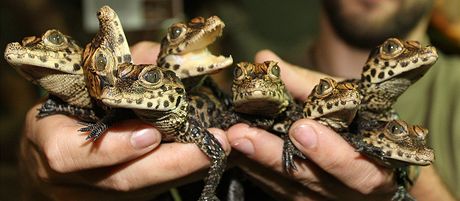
left=343, top=120, right=434, bottom=201
left=77, top=5, right=136, bottom=140
left=283, top=78, right=361, bottom=171
left=232, top=61, right=289, bottom=117
left=283, top=78, right=362, bottom=172
left=101, top=65, right=227, bottom=201
left=158, top=15, right=234, bottom=110
left=83, top=6, right=227, bottom=201
left=355, top=38, right=438, bottom=129
left=347, top=120, right=434, bottom=167
left=349, top=38, right=438, bottom=201
left=4, top=29, right=97, bottom=121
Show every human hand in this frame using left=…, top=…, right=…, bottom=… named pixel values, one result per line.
left=226, top=50, right=397, bottom=200
left=19, top=41, right=231, bottom=201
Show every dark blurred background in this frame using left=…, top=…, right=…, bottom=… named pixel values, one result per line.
left=1, top=0, right=459, bottom=200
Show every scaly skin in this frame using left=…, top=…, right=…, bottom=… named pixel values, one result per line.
left=282, top=78, right=362, bottom=172
left=157, top=16, right=233, bottom=79
left=77, top=5, right=136, bottom=140
left=232, top=61, right=289, bottom=117
left=4, top=29, right=97, bottom=121
left=82, top=5, right=131, bottom=102
left=356, top=38, right=438, bottom=127
left=343, top=120, right=434, bottom=201
left=102, top=64, right=227, bottom=201
left=84, top=6, right=227, bottom=201
left=349, top=120, right=434, bottom=167
left=349, top=38, right=438, bottom=201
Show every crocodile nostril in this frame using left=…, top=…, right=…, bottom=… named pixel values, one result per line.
left=407, top=40, right=421, bottom=48
left=22, top=36, right=37, bottom=46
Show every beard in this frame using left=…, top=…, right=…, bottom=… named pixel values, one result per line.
left=322, top=0, right=434, bottom=49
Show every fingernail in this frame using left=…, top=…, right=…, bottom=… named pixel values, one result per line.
left=131, top=128, right=159, bottom=150
left=232, top=138, right=254, bottom=156
left=292, top=124, right=317, bottom=150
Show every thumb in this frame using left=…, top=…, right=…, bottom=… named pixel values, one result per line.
left=254, top=49, right=335, bottom=101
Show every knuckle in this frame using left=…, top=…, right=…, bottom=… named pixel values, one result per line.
left=43, top=140, right=69, bottom=173
left=353, top=170, right=390, bottom=194
left=322, top=156, right=347, bottom=172
left=104, top=176, right=137, bottom=192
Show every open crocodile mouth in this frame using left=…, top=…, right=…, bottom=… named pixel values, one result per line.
left=165, top=48, right=233, bottom=78
left=183, top=17, right=225, bottom=53
left=163, top=19, right=233, bottom=78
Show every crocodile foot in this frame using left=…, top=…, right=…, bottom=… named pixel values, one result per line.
left=391, top=167, right=416, bottom=201
left=282, top=134, right=306, bottom=173
left=78, top=111, right=117, bottom=141
left=38, top=97, right=98, bottom=121
left=198, top=195, right=219, bottom=201
left=79, top=121, right=108, bottom=141
left=391, top=185, right=416, bottom=201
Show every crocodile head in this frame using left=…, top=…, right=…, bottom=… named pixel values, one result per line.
left=358, top=120, right=434, bottom=167
left=102, top=64, right=188, bottom=134
left=82, top=5, right=132, bottom=101
left=232, top=61, right=289, bottom=117
left=361, top=38, right=438, bottom=84
left=5, top=29, right=83, bottom=80
left=157, top=16, right=233, bottom=78
left=304, top=78, right=361, bottom=132
left=4, top=29, right=92, bottom=108
left=359, top=38, right=438, bottom=114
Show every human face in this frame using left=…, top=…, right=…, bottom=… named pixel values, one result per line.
left=322, top=0, right=434, bottom=49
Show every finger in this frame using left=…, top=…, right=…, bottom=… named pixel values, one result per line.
left=130, top=41, right=160, bottom=64
left=227, top=123, right=284, bottom=171
left=226, top=123, right=330, bottom=195
left=254, top=50, right=339, bottom=101
left=288, top=119, right=395, bottom=194
left=26, top=104, right=162, bottom=173
left=84, top=128, right=231, bottom=191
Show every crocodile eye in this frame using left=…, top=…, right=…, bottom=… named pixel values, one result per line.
left=269, top=64, right=280, bottom=77
left=384, top=120, right=409, bottom=140
left=233, top=66, right=245, bottom=80
left=95, top=52, right=107, bottom=71
left=47, top=31, right=64, bottom=45
left=315, top=79, right=333, bottom=97
left=143, top=68, right=163, bottom=84
left=168, top=25, right=186, bottom=40
left=43, top=30, right=66, bottom=47
left=380, top=38, right=403, bottom=58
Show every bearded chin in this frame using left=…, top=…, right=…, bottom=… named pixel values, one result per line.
left=322, top=0, right=433, bottom=50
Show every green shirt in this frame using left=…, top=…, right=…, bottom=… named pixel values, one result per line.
left=395, top=53, right=460, bottom=197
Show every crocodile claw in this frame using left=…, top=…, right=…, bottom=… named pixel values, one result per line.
left=282, top=134, right=306, bottom=173
left=198, top=195, right=220, bottom=201
left=37, top=98, right=60, bottom=118
left=391, top=185, right=415, bottom=201
left=79, top=121, right=108, bottom=141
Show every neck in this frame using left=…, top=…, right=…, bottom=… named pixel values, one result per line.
left=312, top=10, right=430, bottom=79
